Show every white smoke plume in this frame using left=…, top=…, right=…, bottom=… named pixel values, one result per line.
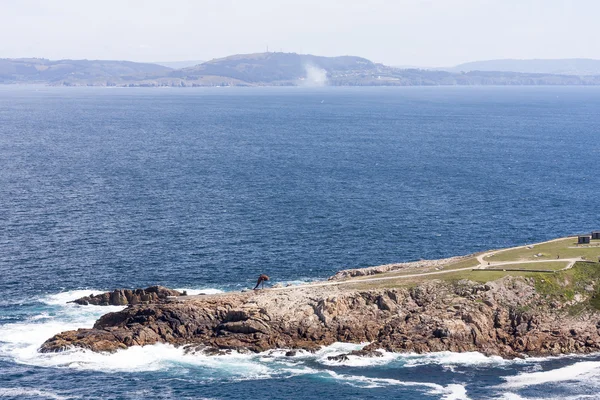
left=300, top=64, right=328, bottom=86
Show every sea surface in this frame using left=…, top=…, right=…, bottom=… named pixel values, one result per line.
left=1, top=85, right=599, bottom=399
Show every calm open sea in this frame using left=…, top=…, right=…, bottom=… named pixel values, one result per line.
left=1, top=86, right=599, bottom=399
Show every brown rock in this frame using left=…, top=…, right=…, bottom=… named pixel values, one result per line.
left=69, top=286, right=183, bottom=306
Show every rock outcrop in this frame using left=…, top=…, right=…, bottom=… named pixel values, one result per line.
left=40, top=268, right=600, bottom=358
left=69, top=286, right=184, bottom=306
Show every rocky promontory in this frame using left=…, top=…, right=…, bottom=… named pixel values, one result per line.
left=41, top=262, right=600, bottom=358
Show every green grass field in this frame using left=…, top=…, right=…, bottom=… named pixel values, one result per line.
left=479, top=261, right=570, bottom=271
left=484, top=237, right=600, bottom=263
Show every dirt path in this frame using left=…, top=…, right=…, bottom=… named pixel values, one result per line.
left=475, top=237, right=580, bottom=271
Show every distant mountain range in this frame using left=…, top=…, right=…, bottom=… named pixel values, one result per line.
left=2, top=53, right=600, bottom=87
left=447, top=58, right=600, bottom=76
left=0, top=58, right=171, bottom=85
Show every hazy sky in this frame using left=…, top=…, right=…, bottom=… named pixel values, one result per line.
left=1, top=0, right=598, bottom=66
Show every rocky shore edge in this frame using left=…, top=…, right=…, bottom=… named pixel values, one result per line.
left=40, top=262, right=600, bottom=359
left=68, top=286, right=185, bottom=306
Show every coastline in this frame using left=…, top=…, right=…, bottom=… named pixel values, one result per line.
left=39, top=236, right=600, bottom=359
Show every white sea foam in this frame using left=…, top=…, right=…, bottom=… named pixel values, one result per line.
left=0, top=387, right=74, bottom=399
left=400, top=351, right=530, bottom=369
left=325, top=370, right=441, bottom=388
left=315, top=342, right=401, bottom=367
left=0, top=288, right=270, bottom=376
left=40, top=289, right=107, bottom=306
left=0, top=289, right=125, bottom=370
left=440, top=384, right=471, bottom=400
left=1, top=320, right=272, bottom=376
left=499, top=393, right=600, bottom=400
left=498, top=394, right=529, bottom=400
left=499, top=361, right=600, bottom=389
left=177, top=347, right=273, bottom=379
left=1, top=296, right=124, bottom=348
left=319, top=347, right=535, bottom=370
left=324, top=371, right=471, bottom=399
left=496, top=360, right=600, bottom=400
left=29, top=312, right=51, bottom=321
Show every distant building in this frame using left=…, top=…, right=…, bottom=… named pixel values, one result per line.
left=592, top=231, right=600, bottom=240
left=578, top=235, right=591, bottom=244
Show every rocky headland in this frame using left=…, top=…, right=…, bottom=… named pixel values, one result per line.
left=40, top=260, right=600, bottom=359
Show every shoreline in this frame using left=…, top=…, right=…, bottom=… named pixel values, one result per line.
left=38, top=235, right=600, bottom=359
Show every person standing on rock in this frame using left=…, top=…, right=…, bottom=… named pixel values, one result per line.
left=253, top=274, right=270, bottom=290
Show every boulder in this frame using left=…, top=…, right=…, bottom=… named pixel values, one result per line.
left=69, top=286, right=184, bottom=306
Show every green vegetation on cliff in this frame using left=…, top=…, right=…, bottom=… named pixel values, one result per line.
left=533, top=262, right=600, bottom=311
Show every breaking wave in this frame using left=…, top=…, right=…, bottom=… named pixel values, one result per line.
left=500, top=361, right=600, bottom=389
left=0, top=387, right=73, bottom=400
left=322, top=371, right=470, bottom=399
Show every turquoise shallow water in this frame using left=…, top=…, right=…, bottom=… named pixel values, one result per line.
left=1, top=86, right=599, bottom=399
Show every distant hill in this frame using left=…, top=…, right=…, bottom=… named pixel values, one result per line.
left=172, top=52, right=374, bottom=85
left=2, top=54, right=600, bottom=86
left=448, top=58, right=600, bottom=76
left=153, top=60, right=205, bottom=69
left=0, top=58, right=171, bottom=85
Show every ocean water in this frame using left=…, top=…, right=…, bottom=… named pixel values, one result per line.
left=1, top=85, right=599, bottom=399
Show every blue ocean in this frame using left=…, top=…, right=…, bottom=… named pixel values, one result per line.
left=1, top=86, right=599, bottom=399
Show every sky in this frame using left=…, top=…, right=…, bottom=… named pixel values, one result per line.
left=1, top=0, right=598, bottom=67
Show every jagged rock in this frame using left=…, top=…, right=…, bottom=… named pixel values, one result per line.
left=433, top=327, right=450, bottom=338
left=184, top=345, right=231, bottom=356
left=69, top=286, right=183, bottom=306
left=378, top=294, right=396, bottom=312
left=328, top=349, right=383, bottom=361
left=327, top=353, right=349, bottom=362
left=349, top=349, right=383, bottom=357
left=40, top=328, right=127, bottom=353
left=218, top=319, right=271, bottom=335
